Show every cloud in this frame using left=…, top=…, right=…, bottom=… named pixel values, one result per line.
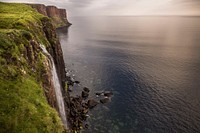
left=2, top=0, right=200, bottom=16
left=68, top=0, right=92, bottom=8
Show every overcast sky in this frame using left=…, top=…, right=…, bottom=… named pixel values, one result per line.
left=2, top=0, right=200, bottom=16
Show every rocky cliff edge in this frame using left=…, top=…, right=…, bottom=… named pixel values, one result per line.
left=0, top=2, right=69, bottom=132
left=29, top=4, right=72, bottom=28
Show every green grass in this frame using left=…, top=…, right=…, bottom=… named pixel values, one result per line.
left=0, top=77, right=63, bottom=133
left=51, top=17, right=67, bottom=28
left=0, top=2, right=50, bottom=46
left=0, top=2, right=65, bottom=132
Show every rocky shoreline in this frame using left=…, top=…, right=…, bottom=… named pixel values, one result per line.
left=64, top=74, right=114, bottom=132
left=0, top=2, right=112, bottom=132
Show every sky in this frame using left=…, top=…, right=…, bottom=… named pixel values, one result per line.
left=2, top=0, right=200, bottom=16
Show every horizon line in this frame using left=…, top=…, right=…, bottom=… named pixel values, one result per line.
left=69, top=15, right=200, bottom=18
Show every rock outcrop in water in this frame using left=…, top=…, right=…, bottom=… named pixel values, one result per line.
left=29, top=4, right=71, bottom=27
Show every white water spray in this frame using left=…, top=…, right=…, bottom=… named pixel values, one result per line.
left=40, top=44, right=68, bottom=129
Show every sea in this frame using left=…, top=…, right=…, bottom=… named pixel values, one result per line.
left=57, top=16, right=200, bottom=133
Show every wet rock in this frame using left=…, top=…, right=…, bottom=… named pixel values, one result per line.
left=104, top=91, right=113, bottom=97
left=82, top=108, right=89, bottom=114
left=68, top=96, right=89, bottom=130
left=66, top=76, right=75, bottom=86
left=96, top=92, right=103, bottom=96
left=74, top=81, right=80, bottom=84
left=100, top=98, right=109, bottom=104
left=67, top=80, right=74, bottom=86
left=70, top=110, right=76, bottom=117
left=82, top=91, right=89, bottom=98
left=83, top=87, right=90, bottom=92
left=85, top=114, right=90, bottom=118
left=68, top=87, right=73, bottom=92
left=85, top=124, right=89, bottom=129
left=82, top=102, right=88, bottom=108
left=65, top=76, right=71, bottom=81
left=87, top=99, right=99, bottom=109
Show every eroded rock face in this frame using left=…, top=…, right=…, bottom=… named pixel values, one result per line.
left=24, top=17, right=68, bottom=113
left=46, top=6, right=64, bottom=18
left=29, top=4, right=47, bottom=16
left=59, top=9, right=67, bottom=18
left=28, top=4, right=71, bottom=27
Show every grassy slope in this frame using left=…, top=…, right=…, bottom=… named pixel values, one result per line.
left=0, top=2, right=64, bottom=133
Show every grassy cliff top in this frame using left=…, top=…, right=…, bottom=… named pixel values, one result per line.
left=0, top=2, right=44, bottom=29
left=0, top=2, right=64, bottom=133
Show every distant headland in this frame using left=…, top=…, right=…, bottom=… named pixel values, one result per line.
left=28, top=4, right=72, bottom=27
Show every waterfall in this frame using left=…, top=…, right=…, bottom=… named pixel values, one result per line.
left=40, top=44, right=68, bottom=129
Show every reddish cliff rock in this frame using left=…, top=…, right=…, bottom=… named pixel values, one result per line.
left=46, top=6, right=59, bottom=17
left=29, top=4, right=47, bottom=16
left=59, top=9, right=67, bottom=18
left=28, top=4, right=71, bottom=27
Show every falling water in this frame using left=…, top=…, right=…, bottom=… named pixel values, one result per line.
left=40, top=44, right=68, bottom=129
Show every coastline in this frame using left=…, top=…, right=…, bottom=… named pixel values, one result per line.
left=0, top=2, right=70, bottom=132
left=0, top=2, right=112, bottom=132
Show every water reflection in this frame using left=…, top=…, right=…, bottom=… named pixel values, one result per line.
left=58, top=17, right=200, bottom=133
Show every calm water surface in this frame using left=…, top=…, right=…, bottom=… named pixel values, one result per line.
left=57, top=17, right=200, bottom=133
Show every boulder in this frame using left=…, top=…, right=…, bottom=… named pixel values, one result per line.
left=85, top=124, right=89, bottom=129
left=82, top=108, right=89, bottom=114
left=83, top=87, right=90, bottom=92
left=82, top=91, right=89, bottom=98
left=87, top=99, right=99, bottom=109
left=74, top=81, right=80, bottom=84
left=104, top=91, right=113, bottom=97
left=67, top=79, right=74, bottom=86
left=68, top=87, right=73, bottom=92
left=96, top=92, right=103, bottom=96
left=100, top=98, right=109, bottom=104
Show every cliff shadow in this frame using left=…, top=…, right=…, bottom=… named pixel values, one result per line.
left=56, top=26, right=70, bottom=39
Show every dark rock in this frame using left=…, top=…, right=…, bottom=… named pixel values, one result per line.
left=100, top=98, right=110, bottom=104
left=70, top=110, right=75, bottom=117
left=85, top=124, right=89, bottom=129
left=82, top=108, right=89, bottom=114
left=73, top=96, right=82, bottom=103
left=82, top=102, right=88, bottom=108
left=87, top=99, right=99, bottom=109
left=82, top=91, right=89, bottom=98
left=66, top=76, right=71, bottom=81
left=104, top=91, right=113, bottom=97
left=96, top=92, right=103, bottom=96
left=66, top=76, right=74, bottom=86
left=67, top=80, right=74, bottom=86
left=83, top=87, right=90, bottom=92
left=68, top=87, right=73, bottom=92
left=74, top=81, right=80, bottom=84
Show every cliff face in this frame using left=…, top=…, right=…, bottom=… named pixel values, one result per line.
left=29, top=4, right=71, bottom=28
left=0, top=2, right=68, bottom=132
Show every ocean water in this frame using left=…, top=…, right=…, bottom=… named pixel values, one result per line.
left=57, top=17, right=200, bottom=133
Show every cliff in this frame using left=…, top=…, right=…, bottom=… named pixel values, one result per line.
left=0, top=2, right=69, bottom=132
left=29, top=4, right=71, bottom=28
